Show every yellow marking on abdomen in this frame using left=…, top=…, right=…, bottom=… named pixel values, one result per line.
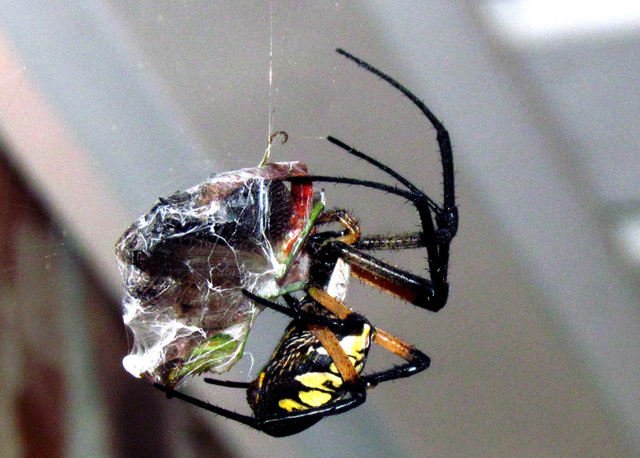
left=339, top=324, right=371, bottom=361
left=253, top=372, right=266, bottom=404
left=299, top=390, right=332, bottom=407
left=296, top=372, right=343, bottom=390
left=279, top=398, right=307, bottom=412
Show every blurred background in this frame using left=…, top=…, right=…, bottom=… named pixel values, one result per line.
left=1, top=1, right=639, bottom=456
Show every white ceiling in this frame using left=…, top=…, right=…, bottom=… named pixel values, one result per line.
left=0, top=1, right=639, bottom=456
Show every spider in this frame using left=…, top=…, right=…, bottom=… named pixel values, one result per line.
left=154, top=48, right=458, bottom=436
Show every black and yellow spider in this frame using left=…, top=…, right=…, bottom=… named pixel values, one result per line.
left=154, top=48, right=458, bottom=436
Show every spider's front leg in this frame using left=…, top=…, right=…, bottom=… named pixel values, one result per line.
left=310, top=236, right=446, bottom=311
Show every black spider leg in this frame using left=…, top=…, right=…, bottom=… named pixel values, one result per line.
left=303, top=287, right=431, bottom=384
left=154, top=382, right=258, bottom=425
left=154, top=381, right=365, bottom=436
left=363, top=327, right=431, bottom=386
left=321, top=239, right=438, bottom=309
left=289, top=50, right=458, bottom=311
left=335, top=48, right=457, bottom=228
left=241, top=290, right=362, bottom=332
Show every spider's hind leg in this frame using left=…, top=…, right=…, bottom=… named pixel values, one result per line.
left=308, top=288, right=431, bottom=386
